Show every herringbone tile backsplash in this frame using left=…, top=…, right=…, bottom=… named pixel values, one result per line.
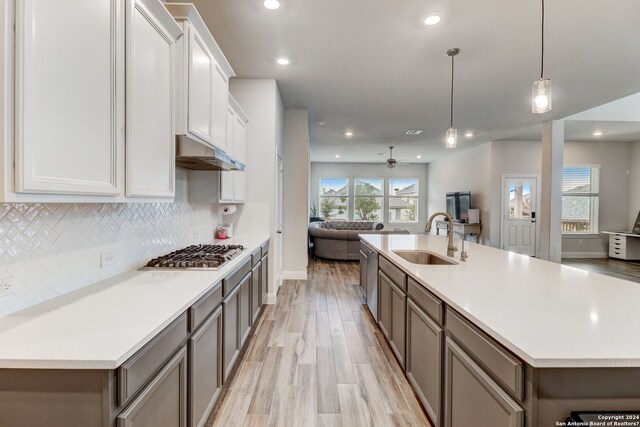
left=0, top=170, right=218, bottom=316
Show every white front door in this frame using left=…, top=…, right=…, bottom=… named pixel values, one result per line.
left=502, top=177, right=537, bottom=256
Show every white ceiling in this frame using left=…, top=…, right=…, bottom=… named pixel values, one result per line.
left=189, top=0, right=640, bottom=163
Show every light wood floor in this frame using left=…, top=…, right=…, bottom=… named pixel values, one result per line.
left=563, top=258, right=640, bottom=283
left=206, top=258, right=431, bottom=427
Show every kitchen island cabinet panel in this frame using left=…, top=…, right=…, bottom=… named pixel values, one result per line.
left=406, top=299, right=443, bottom=426
left=444, top=338, right=523, bottom=427
left=389, top=277, right=407, bottom=367
left=378, top=270, right=406, bottom=367
left=378, top=271, right=392, bottom=340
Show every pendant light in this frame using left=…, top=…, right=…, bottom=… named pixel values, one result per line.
left=532, top=0, right=552, bottom=113
left=445, top=48, right=460, bottom=149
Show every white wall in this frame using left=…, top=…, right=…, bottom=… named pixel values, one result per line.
left=310, top=162, right=428, bottom=234
left=629, top=141, right=640, bottom=229
left=428, top=140, right=631, bottom=257
left=282, top=109, right=309, bottom=278
left=229, top=79, right=284, bottom=300
left=427, top=143, right=492, bottom=242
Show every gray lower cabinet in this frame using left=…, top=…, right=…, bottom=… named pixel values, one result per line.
left=389, top=278, right=406, bottom=367
left=378, top=270, right=406, bottom=367
left=222, top=283, right=241, bottom=383
left=260, top=254, right=268, bottom=305
left=117, top=346, right=188, bottom=427
left=251, top=261, right=262, bottom=325
left=444, top=337, right=524, bottom=427
left=359, top=250, right=367, bottom=298
left=365, top=246, right=378, bottom=320
left=378, top=271, right=392, bottom=340
left=406, top=299, right=443, bottom=426
left=188, top=307, right=222, bottom=427
left=239, top=273, right=252, bottom=347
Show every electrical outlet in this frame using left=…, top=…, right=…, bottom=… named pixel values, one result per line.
left=578, top=239, right=583, bottom=245
left=0, top=275, right=15, bottom=296
left=101, top=252, right=116, bottom=268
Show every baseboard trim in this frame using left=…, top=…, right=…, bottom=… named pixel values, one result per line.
left=265, top=293, right=278, bottom=304
left=561, top=252, right=608, bottom=259
left=282, top=270, right=308, bottom=280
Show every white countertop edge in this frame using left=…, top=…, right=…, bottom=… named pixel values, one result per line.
left=0, top=236, right=269, bottom=370
left=362, top=234, right=640, bottom=369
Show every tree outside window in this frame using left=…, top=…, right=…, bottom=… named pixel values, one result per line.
left=319, top=178, right=348, bottom=220
left=354, top=178, right=383, bottom=220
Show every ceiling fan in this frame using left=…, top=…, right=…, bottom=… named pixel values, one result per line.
left=377, top=146, right=407, bottom=168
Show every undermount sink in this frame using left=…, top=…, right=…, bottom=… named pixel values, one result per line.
left=392, top=250, right=458, bottom=265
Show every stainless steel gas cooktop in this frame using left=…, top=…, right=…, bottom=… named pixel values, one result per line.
left=145, top=244, right=244, bottom=270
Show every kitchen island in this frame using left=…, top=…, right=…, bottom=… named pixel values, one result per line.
left=360, top=234, right=640, bottom=427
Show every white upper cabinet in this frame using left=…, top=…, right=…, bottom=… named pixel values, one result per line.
left=125, top=0, right=182, bottom=198
left=14, top=0, right=125, bottom=196
left=166, top=3, right=235, bottom=152
left=220, top=96, right=248, bottom=203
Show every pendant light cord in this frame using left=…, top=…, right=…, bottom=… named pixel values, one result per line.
left=540, top=0, right=545, bottom=78
left=450, top=54, right=455, bottom=127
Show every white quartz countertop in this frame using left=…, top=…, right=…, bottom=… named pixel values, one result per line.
left=0, top=236, right=269, bottom=370
left=362, top=234, right=640, bottom=368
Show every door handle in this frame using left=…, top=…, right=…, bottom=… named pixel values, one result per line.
left=276, top=231, right=282, bottom=234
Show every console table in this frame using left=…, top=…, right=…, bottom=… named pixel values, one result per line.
left=435, top=221, right=482, bottom=243
left=602, top=231, right=640, bottom=260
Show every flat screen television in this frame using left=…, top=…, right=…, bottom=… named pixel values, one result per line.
left=446, top=191, right=471, bottom=222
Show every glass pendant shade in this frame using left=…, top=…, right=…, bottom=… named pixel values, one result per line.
left=532, top=78, right=552, bottom=114
left=445, top=127, right=457, bottom=149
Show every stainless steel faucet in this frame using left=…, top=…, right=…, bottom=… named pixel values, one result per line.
left=452, top=231, right=468, bottom=261
left=425, top=212, right=458, bottom=257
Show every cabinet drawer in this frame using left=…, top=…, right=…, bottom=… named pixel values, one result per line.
left=379, top=256, right=407, bottom=291
left=408, top=278, right=443, bottom=326
left=223, top=257, right=252, bottom=295
left=261, top=241, right=269, bottom=255
left=189, top=283, right=223, bottom=332
left=251, top=248, right=262, bottom=267
left=446, top=308, right=524, bottom=400
left=118, top=312, right=188, bottom=405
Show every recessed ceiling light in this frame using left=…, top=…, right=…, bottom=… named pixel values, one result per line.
left=317, top=120, right=326, bottom=126
left=345, top=131, right=354, bottom=137
left=263, top=0, right=280, bottom=10
left=416, top=155, right=422, bottom=159
left=335, top=154, right=341, bottom=158
left=276, top=57, right=290, bottom=65
left=465, top=132, right=474, bottom=137
left=593, top=131, right=603, bottom=136
left=423, top=13, right=441, bottom=26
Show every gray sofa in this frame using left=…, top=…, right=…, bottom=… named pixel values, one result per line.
left=308, top=221, right=409, bottom=260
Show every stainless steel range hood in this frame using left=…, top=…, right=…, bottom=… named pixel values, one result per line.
left=175, top=135, right=246, bottom=171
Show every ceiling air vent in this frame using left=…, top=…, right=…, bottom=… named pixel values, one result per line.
left=405, top=130, right=423, bottom=135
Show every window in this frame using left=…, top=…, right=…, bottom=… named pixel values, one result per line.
left=354, top=178, right=383, bottom=221
left=319, top=178, right=349, bottom=220
left=562, top=166, right=600, bottom=234
left=389, top=178, right=418, bottom=222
